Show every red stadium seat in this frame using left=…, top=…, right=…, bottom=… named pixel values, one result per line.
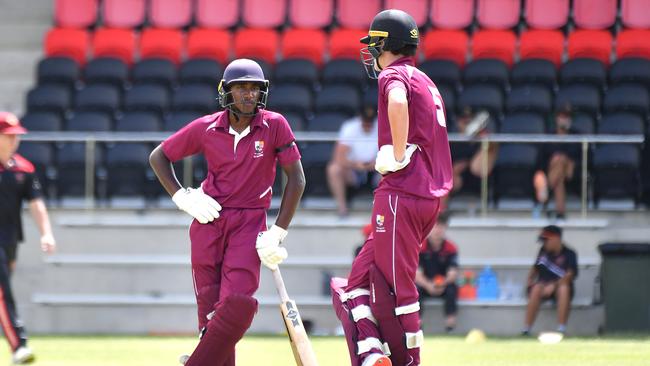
left=525, top=0, right=569, bottom=30
left=93, top=28, right=137, bottom=64
left=430, top=0, right=474, bottom=30
left=422, top=30, right=469, bottom=66
left=519, top=29, right=565, bottom=67
left=149, top=0, right=192, bottom=28
left=282, top=29, right=327, bottom=65
left=243, top=0, right=287, bottom=28
left=621, top=0, right=650, bottom=29
left=616, top=29, right=650, bottom=60
left=102, top=0, right=146, bottom=28
left=140, top=28, right=184, bottom=64
left=187, top=28, right=231, bottom=64
left=44, top=28, right=90, bottom=65
left=384, top=0, right=429, bottom=27
left=329, top=28, right=367, bottom=60
left=55, top=0, right=98, bottom=28
left=477, top=0, right=520, bottom=29
left=568, top=29, right=613, bottom=65
left=573, top=0, right=617, bottom=30
left=196, top=0, right=240, bottom=28
left=472, top=30, right=517, bottom=67
left=337, top=0, right=381, bottom=29
left=234, top=28, right=279, bottom=64
left=289, top=0, right=334, bottom=28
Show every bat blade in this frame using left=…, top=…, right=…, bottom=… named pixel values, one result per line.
left=280, top=299, right=319, bottom=366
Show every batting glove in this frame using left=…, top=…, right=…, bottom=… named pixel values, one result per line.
left=375, top=144, right=419, bottom=175
left=172, top=187, right=222, bottom=224
left=256, top=225, right=288, bottom=270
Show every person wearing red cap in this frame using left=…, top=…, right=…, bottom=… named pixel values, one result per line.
left=522, top=225, right=578, bottom=336
left=0, top=111, right=57, bottom=364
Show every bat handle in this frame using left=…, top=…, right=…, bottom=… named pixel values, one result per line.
left=272, top=267, right=290, bottom=302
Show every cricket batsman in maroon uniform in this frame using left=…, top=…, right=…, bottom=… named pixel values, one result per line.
left=150, top=59, right=305, bottom=365
left=331, top=10, right=453, bottom=366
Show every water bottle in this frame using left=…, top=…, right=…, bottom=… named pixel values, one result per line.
left=477, top=266, right=499, bottom=300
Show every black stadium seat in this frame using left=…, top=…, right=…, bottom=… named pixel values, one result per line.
left=132, top=58, right=176, bottom=88
left=115, top=111, right=161, bottom=132
left=499, top=113, right=546, bottom=134
left=37, top=57, right=79, bottom=89
left=598, top=113, right=644, bottom=135
left=419, top=59, right=461, bottom=91
left=506, top=85, right=552, bottom=118
left=56, top=143, right=105, bottom=198
left=315, top=85, right=360, bottom=116
left=105, top=143, right=157, bottom=198
left=123, top=84, right=170, bottom=117
left=609, top=58, right=650, bottom=87
left=592, top=144, right=641, bottom=204
left=307, top=112, right=348, bottom=132
left=362, top=84, right=379, bottom=110
left=463, top=59, right=510, bottom=92
left=603, top=85, right=650, bottom=119
left=559, top=58, right=607, bottom=90
left=274, top=59, right=319, bottom=88
left=26, top=84, right=71, bottom=117
left=164, top=111, right=204, bottom=131
left=282, top=112, right=305, bottom=131
left=267, top=84, right=313, bottom=118
left=75, top=84, right=121, bottom=115
left=511, top=59, right=557, bottom=91
left=66, top=112, right=112, bottom=132
left=84, top=57, right=129, bottom=88
left=172, top=84, right=218, bottom=114
left=299, top=142, right=334, bottom=196
left=179, top=59, right=223, bottom=86
left=321, top=59, right=366, bottom=89
left=20, top=112, right=63, bottom=131
left=457, top=85, right=504, bottom=120
left=555, top=85, right=601, bottom=118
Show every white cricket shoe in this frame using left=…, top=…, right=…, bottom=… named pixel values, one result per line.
left=362, top=353, right=392, bottom=366
left=179, top=354, right=190, bottom=365
left=12, top=346, right=35, bottom=364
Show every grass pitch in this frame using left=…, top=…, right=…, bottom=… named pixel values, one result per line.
left=0, top=335, right=648, bottom=365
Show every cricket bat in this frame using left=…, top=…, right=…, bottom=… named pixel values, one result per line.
left=272, top=267, right=319, bottom=366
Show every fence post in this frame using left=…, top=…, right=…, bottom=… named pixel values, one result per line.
left=84, top=138, right=96, bottom=209
left=581, top=139, right=589, bottom=218
left=480, top=137, right=489, bottom=217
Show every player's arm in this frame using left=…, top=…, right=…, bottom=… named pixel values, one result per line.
left=526, top=266, right=539, bottom=287
left=27, top=198, right=56, bottom=253
left=558, top=268, right=575, bottom=286
left=387, top=87, right=409, bottom=162
left=274, top=160, right=306, bottom=230
left=415, top=267, right=434, bottom=295
left=149, top=145, right=182, bottom=196
left=446, top=266, right=459, bottom=286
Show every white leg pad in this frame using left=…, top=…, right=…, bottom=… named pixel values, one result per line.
left=405, top=330, right=424, bottom=349
left=357, top=337, right=384, bottom=355
left=351, top=305, right=377, bottom=324
left=340, top=288, right=371, bottom=302
left=395, top=302, right=420, bottom=316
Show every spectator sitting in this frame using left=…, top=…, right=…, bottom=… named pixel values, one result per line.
left=522, top=225, right=578, bottom=336
left=415, top=212, right=459, bottom=332
left=326, top=105, right=378, bottom=217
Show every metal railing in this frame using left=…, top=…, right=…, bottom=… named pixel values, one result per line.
left=22, top=132, right=644, bottom=217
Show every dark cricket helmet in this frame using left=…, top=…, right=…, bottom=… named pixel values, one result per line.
left=218, top=58, right=269, bottom=116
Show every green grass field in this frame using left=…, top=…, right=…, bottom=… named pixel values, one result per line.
left=0, top=335, right=648, bottom=365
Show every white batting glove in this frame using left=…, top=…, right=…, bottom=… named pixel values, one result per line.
left=172, top=187, right=222, bottom=224
left=375, top=144, right=419, bottom=175
left=256, top=225, right=288, bottom=270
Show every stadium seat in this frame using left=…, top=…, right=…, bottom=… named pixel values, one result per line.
left=92, top=28, right=136, bottom=65
left=148, top=0, right=192, bottom=28
left=37, top=57, right=80, bottom=89
left=525, top=0, right=570, bottom=30
left=519, top=29, right=565, bottom=68
left=471, top=30, right=517, bottom=67
left=243, top=0, right=287, bottom=28
left=621, top=0, right=650, bottom=29
left=511, top=59, right=557, bottom=91
left=44, top=28, right=89, bottom=66
left=422, top=30, right=469, bottom=67
left=384, top=0, right=429, bottom=27
left=299, top=142, right=334, bottom=196
left=419, top=59, right=461, bottom=91
left=20, top=112, right=63, bottom=132
left=105, top=143, right=155, bottom=198
left=592, top=144, right=641, bottom=203
left=56, top=142, right=104, bottom=198
left=187, top=28, right=231, bottom=64
left=164, top=111, right=204, bottom=131
left=140, top=28, right=184, bottom=64
left=477, top=0, right=520, bottom=29
left=506, top=85, right=552, bottom=118
left=281, top=28, right=326, bottom=66
left=568, top=113, right=595, bottom=134
left=609, top=58, right=650, bottom=87
left=267, top=84, right=313, bottom=118
left=598, top=113, right=645, bottom=135
left=289, top=0, right=334, bottom=28
left=494, top=143, right=540, bottom=201
left=26, top=85, right=71, bottom=117
left=315, top=85, right=361, bottom=116
left=567, top=30, right=613, bottom=66
left=559, top=58, right=607, bottom=89
left=84, top=57, right=129, bottom=87
left=282, top=112, right=306, bottom=131
left=457, top=85, right=504, bottom=119
left=74, top=84, right=121, bottom=115
left=603, top=85, right=650, bottom=119
left=274, top=59, right=319, bottom=88
left=55, top=0, right=98, bottom=28
left=436, top=84, right=456, bottom=123
left=66, top=112, right=112, bottom=131
left=321, top=59, right=367, bottom=89
left=102, top=0, right=146, bottom=28
left=18, top=142, right=57, bottom=199
left=179, top=59, right=223, bottom=86
left=463, top=59, right=510, bottom=92
left=363, top=83, right=379, bottom=109
left=430, top=0, right=474, bottom=30
left=329, top=28, right=368, bottom=60
left=195, top=0, right=240, bottom=28
left=307, top=112, right=349, bottom=132
left=616, top=29, right=650, bottom=60
left=132, top=59, right=176, bottom=88
left=123, top=84, right=170, bottom=117
left=171, top=85, right=218, bottom=114
left=115, top=112, right=161, bottom=132
left=234, top=28, right=279, bottom=64
left=555, top=85, right=601, bottom=118
left=337, top=0, right=381, bottom=29
left=500, top=113, right=545, bottom=134
left=573, top=0, right=617, bottom=30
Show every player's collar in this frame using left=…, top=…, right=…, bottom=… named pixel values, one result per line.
left=387, top=56, right=415, bottom=68
left=215, top=110, right=265, bottom=130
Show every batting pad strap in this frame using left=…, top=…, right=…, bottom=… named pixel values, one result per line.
left=339, top=288, right=371, bottom=302
left=351, top=305, right=377, bottom=324
left=394, top=302, right=420, bottom=316
left=357, top=337, right=390, bottom=355
left=405, top=330, right=424, bottom=349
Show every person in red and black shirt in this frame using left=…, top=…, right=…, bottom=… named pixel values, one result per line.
left=523, top=225, right=578, bottom=335
left=0, top=112, right=56, bottom=364
left=415, top=212, right=459, bottom=332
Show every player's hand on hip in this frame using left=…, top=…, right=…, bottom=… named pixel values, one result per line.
left=40, top=233, right=56, bottom=254
left=172, top=187, right=222, bottom=224
left=256, top=225, right=288, bottom=270
left=375, top=143, right=419, bottom=175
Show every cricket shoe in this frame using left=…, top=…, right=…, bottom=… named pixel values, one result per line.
left=179, top=354, right=189, bottom=365
left=362, top=353, right=392, bottom=366
left=12, top=346, right=35, bottom=364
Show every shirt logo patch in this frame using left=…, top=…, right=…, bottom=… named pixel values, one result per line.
left=375, top=214, right=386, bottom=233
left=253, top=140, right=265, bottom=158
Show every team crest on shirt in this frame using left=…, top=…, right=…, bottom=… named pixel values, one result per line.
left=375, top=214, right=386, bottom=233
left=253, top=140, right=265, bottom=158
